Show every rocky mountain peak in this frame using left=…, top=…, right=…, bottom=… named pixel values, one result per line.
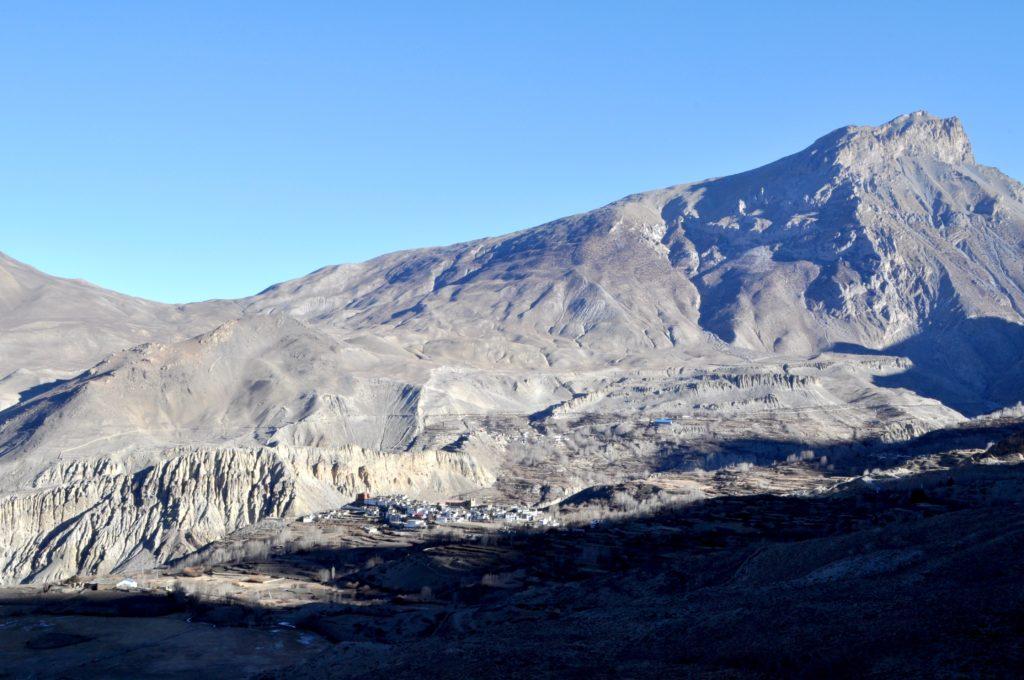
left=811, top=111, right=974, bottom=170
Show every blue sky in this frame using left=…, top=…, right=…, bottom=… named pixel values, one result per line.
left=2, top=1, right=1022, bottom=303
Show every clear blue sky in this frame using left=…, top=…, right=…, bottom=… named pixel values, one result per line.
left=2, top=1, right=1022, bottom=303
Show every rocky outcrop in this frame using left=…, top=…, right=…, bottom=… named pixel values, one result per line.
left=0, top=445, right=492, bottom=584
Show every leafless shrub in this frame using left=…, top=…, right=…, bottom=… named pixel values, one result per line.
left=430, top=529, right=461, bottom=544
left=558, top=487, right=705, bottom=526
left=610, top=491, right=639, bottom=512
left=288, top=536, right=318, bottom=553
left=171, top=579, right=235, bottom=604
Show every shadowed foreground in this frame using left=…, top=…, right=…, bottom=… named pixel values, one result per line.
left=3, top=443, right=1024, bottom=679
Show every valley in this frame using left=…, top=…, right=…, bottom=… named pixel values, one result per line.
left=3, top=429, right=1022, bottom=677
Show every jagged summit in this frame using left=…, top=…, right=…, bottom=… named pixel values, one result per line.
left=806, top=111, right=974, bottom=168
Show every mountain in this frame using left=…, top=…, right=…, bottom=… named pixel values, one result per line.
left=0, top=252, right=241, bottom=409
left=248, top=112, right=1024, bottom=411
left=0, top=316, right=428, bottom=480
left=2, top=111, right=1023, bottom=583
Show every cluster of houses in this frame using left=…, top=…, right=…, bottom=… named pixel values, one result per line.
left=301, top=493, right=558, bottom=531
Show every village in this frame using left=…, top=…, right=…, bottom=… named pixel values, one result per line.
left=301, top=493, right=560, bottom=532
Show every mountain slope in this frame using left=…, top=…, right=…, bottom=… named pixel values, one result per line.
left=5, top=113, right=1020, bottom=412
left=0, top=315, right=433, bottom=488
left=248, top=112, right=1024, bottom=411
left=0, top=252, right=240, bottom=409
left=1, top=111, right=1023, bottom=584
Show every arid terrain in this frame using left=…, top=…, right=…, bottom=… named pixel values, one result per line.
left=2, top=424, right=1023, bottom=678
left=2, top=111, right=1024, bottom=677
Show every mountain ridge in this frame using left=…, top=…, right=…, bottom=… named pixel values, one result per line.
left=2, top=111, right=1022, bottom=583
left=0, top=250, right=242, bottom=409
left=245, top=112, right=1024, bottom=367
left=4, top=112, right=1024, bottom=405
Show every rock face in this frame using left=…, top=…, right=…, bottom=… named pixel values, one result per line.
left=1, top=111, right=1023, bottom=583
left=0, top=315, right=431, bottom=482
left=0, top=445, right=492, bottom=584
left=254, top=114, right=1020, bottom=348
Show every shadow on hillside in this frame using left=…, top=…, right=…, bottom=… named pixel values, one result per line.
left=0, top=377, right=82, bottom=458
left=833, top=316, right=1024, bottom=417
left=654, top=417, right=1024, bottom=474
left=11, top=375, right=78, bottom=405
left=6, top=458, right=1024, bottom=677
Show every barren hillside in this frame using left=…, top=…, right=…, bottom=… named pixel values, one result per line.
left=2, top=112, right=1023, bottom=585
